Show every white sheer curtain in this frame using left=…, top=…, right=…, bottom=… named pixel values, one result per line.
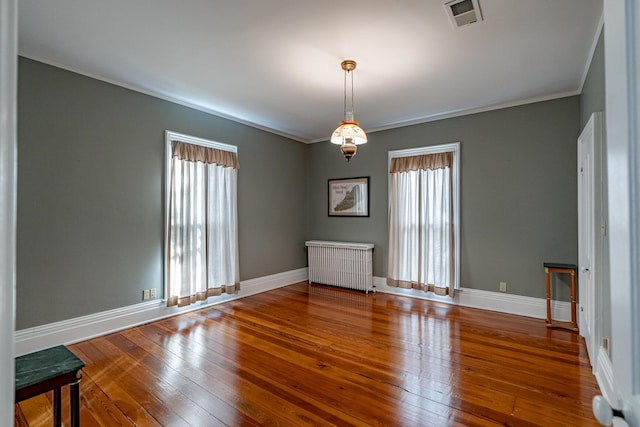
left=166, top=141, right=239, bottom=307
left=388, top=152, right=455, bottom=296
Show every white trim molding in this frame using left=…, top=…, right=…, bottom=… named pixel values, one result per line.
left=578, top=12, right=604, bottom=94
left=17, top=269, right=578, bottom=357
left=388, top=143, right=461, bottom=291
left=0, top=0, right=17, bottom=424
left=310, top=91, right=581, bottom=144
left=374, top=277, right=572, bottom=321
left=594, top=346, right=621, bottom=409
left=19, top=54, right=309, bottom=144
left=164, top=130, right=239, bottom=301
left=14, top=268, right=308, bottom=356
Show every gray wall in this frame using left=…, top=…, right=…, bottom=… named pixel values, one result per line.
left=581, top=30, right=605, bottom=128
left=17, top=57, right=307, bottom=329
left=17, top=56, right=585, bottom=329
left=580, top=28, right=611, bottom=343
left=307, top=97, right=580, bottom=299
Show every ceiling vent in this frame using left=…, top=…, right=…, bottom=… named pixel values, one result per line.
left=444, top=0, right=483, bottom=29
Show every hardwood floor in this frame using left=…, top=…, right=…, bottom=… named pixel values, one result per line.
left=15, top=282, right=600, bottom=426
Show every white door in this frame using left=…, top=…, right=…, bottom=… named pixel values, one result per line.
left=578, top=114, right=597, bottom=363
left=592, top=1, right=640, bottom=425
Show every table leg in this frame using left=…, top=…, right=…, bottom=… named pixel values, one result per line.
left=545, top=268, right=551, bottom=325
left=70, top=380, right=80, bottom=427
left=570, top=270, right=578, bottom=328
left=52, top=387, right=61, bottom=427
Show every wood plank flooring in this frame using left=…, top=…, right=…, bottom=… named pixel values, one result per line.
left=15, top=282, right=601, bottom=426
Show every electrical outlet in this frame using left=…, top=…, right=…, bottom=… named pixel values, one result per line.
left=142, top=289, right=150, bottom=300
left=499, top=282, right=507, bottom=292
left=149, top=288, right=156, bottom=299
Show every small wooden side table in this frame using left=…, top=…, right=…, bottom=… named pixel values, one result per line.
left=544, top=262, right=578, bottom=331
left=15, top=345, right=85, bottom=427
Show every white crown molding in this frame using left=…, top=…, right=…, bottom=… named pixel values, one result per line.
left=310, top=91, right=581, bottom=144
left=373, top=277, right=572, bottom=321
left=14, top=268, right=308, bottom=356
left=20, top=54, right=581, bottom=147
left=578, top=12, right=605, bottom=94
left=18, top=54, right=310, bottom=144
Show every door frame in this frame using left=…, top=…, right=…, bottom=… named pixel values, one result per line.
left=602, top=0, right=640, bottom=423
left=0, top=0, right=18, bottom=424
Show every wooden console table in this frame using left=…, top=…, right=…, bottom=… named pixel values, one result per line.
left=15, top=345, right=85, bottom=427
left=544, top=262, right=578, bottom=331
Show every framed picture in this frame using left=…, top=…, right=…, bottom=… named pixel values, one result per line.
left=328, top=177, right=369, bottom=217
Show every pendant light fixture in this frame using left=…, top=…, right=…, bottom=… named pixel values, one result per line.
left=330, top=60, right=367, bottom=162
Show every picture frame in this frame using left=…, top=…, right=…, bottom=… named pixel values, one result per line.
left=328, top=177, right=369, bottom=217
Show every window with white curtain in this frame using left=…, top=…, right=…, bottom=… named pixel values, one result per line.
left=387, top=143, right=460, bottom=296
left=164, top=131, right=240, bottom=307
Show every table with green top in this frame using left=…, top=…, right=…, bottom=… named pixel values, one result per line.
left=15, top=345, right=85, bottom=427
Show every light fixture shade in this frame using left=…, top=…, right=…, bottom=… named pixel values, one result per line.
left=330, top=120, right=368, bottom=145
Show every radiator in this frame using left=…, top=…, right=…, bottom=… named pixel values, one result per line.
left=305, top=240, right=375, bottom=293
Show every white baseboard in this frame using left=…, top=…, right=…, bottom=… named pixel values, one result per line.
left=14, top=268, right=308, bottom=356
left=374, top=276, right=572, bottom=321
left=17, top=270, right=574, bottom=357
left=594, top=346, right=621, bottom=409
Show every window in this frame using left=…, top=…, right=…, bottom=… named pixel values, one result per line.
left=387, top=143, right=460, bottom=295
left=164, top=131, right=240, bottom=307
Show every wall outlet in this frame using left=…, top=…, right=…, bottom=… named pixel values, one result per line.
left=149, top=288, right=156, bottom=299
left=142, top=289, right=150, bottom=300
left=499, top=282, right=507, bottom=292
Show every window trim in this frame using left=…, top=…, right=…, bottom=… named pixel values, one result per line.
left=164, top=130, right=237, bottom=300
left=388, top=142, right=461, bottom=290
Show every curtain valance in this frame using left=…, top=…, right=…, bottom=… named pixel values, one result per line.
left=390, top=152, right=452, bottom=173
left=172, top=140, right=239, bottom=169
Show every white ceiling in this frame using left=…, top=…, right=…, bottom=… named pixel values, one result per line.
left=18, top=0, right=603, bottom=143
